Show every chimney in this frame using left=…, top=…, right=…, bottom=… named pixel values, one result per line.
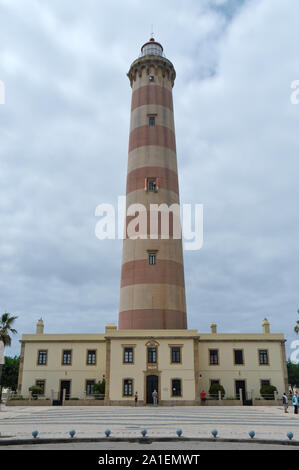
left=105, top=323, right=117, bottom=334
left=262, top=318, right=270, bottom=334
left=210, top=322, right=217, bottom=334
left=36, top=318, right=44, bottom=334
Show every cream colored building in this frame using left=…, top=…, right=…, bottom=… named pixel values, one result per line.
left=17, top=318, right=288, bottom=405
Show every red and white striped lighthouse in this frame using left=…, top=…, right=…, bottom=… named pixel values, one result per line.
left=118, top=38, right=187, bottom=330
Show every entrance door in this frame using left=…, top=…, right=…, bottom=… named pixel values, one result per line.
left=59, top=380, right=71, bottom=404
left=235, top=380, right=246, bottom=403
left=146, top=375, right=159, bottom=404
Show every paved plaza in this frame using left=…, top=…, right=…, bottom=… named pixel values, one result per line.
left=0, top=405, right=299, bottom=445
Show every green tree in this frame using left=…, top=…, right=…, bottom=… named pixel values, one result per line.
left=93, top=379, right=106, bottom=399
left=295, top=309, right=299, bottom=334
left=28, top=385, right=43, bottom=400
left=0, top=356, right=20, bottom=390
left=0, top=313, right=18, bottom=399
left=0, top=313, right=18, bottom=347
left=260, top=384, right=277, bottom=400
left=287, top=360, right=299, bottom=387
left=209, top=383, right=225, bottom=399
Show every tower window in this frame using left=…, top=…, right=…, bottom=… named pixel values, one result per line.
left=149, top=253, right=156, bottom=265
left=148, top=178, right=157, bottom=191
left=149, top=116, right=155, bottom=126
left=149, top=75, right=155, bottom=82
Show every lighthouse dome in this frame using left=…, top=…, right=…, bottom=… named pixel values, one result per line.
left=141, top=37, right=164, bottom=57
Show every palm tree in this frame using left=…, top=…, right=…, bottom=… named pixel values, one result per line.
left=0, top=313, right=18, bottom=401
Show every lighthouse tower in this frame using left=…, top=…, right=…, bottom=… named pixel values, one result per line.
left=118, top=38, right=187, bottom=330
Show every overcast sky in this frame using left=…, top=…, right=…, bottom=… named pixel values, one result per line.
left=0, top=0, right=298, bottom=359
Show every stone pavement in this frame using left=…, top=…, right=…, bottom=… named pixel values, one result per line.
left=0, top=405, right=298, bottom=442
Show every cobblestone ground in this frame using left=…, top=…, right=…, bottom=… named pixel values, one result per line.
left=0, top=405, right=298, bottom=442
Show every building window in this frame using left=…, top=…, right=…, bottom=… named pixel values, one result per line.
left=149, top=75, right=155, bottom=82
left=171, top=347, right=181, bottom=364
left=62, top=350, right=72, bottom=365
left=172, top=379, right=182, bottom=397
left=124, top=347, right=134, bottom=363
left=209, top=349, right=219, bottom=365
left=259, top=349, right=269, bottom=365
left=149, top=116, right=155, bottom=126
left=149, top=252, right=156, bottom=265
left=86, top=380, right=95, bottom=395
left=210, top=379, right=220, bottom=387
left=123, top=379, right=133, bottom=396
left=37, top=350, right=47, bottom=365
left=87, top=350, right=96, bottom=365
left=261, top=379, right=270, bottom=389
left=147, top=347, right=157, bottom=364
left=35, top=380, right=45, bottom=395
left=234, top=349, right=244, bottom=365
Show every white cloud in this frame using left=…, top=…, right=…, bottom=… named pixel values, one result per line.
left=0, top=0, right=298, bottom=357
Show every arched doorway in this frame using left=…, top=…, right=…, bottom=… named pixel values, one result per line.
left=146, top=375, right=159, bottom=404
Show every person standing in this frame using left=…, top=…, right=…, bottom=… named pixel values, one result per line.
left=134, top=391, right=138, bottom=407
left=282, top=392, right=289, bottom=413
left=292, top=391, right=298, bottom=414
left=201, top=391, right=207, bottom=405
left=152, top=389, right=158, bottom=406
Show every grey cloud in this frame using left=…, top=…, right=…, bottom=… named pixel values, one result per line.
left=0, top=0, right=298, bottom=358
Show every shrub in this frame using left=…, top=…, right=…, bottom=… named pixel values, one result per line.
left=93, top=379, right=106, bottom=395
left=9, top=397, right=26, bottom=401
left=28, top=385, right=43, bottom=400
left=260, top=385, right=277, bottom=400
left=209, top=383, right=225, bottom=399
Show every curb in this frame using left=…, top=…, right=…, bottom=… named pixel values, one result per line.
left=0, top=436, right=299, bottom=446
